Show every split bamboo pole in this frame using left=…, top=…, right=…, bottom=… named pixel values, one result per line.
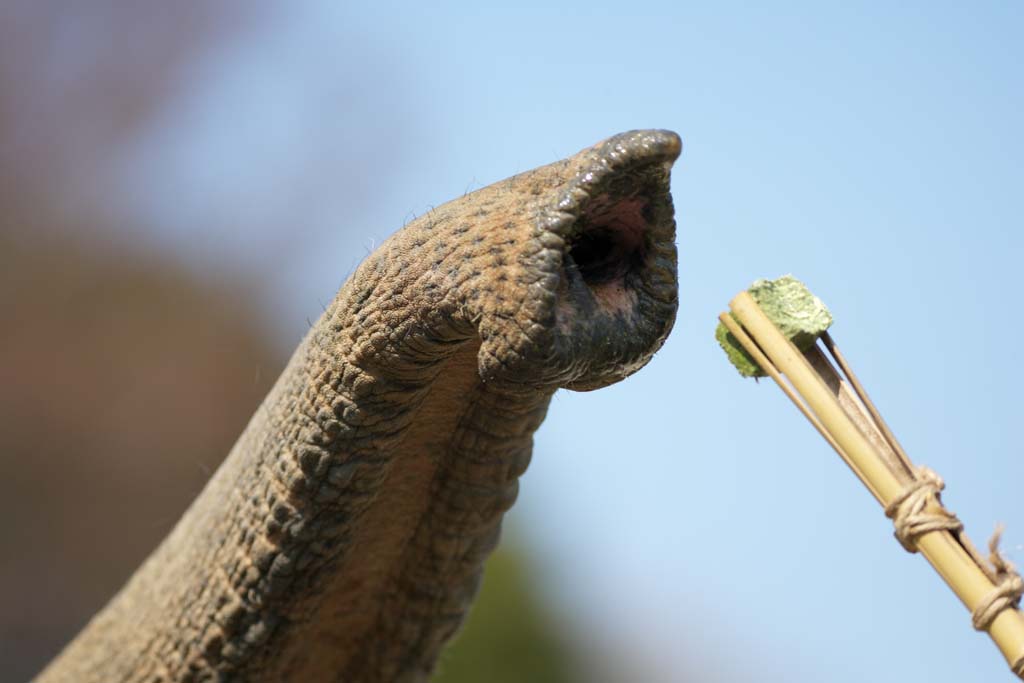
left=725, top=290, right=1024, bottom=678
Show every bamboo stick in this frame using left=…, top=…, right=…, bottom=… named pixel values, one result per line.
left=818, top=332, right=998, bottom=583
left=727, top=291, right=1024, bottom=677
left=820, top=331, right=915, bottom=479
left=802, top=345, right=912, bottom=488
left=717, top=312, right=882, bottom=505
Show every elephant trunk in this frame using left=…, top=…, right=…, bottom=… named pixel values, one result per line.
left=37, top=129, right=682, bottom=683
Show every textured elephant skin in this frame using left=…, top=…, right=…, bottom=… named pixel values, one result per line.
left=37, top=129, right=682, bottom=682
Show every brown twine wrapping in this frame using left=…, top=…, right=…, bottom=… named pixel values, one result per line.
left=884, top=466, right=963, bottom=553
left=886, top=469, right=1024, bottom=668
left=971, top=528, right=1024, bottom=632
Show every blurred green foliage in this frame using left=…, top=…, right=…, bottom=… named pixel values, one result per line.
left=434, top=547, right=579, bottom=683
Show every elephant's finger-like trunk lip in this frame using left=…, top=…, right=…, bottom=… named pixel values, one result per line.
left=480, top=129, right=681, bottom=390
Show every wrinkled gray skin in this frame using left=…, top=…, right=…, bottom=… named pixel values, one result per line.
left=37, top=130, right=682, bottom=683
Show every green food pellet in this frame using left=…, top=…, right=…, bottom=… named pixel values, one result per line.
left=716, top=275, right=832, bottom=377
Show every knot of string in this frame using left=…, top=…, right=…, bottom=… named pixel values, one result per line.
left=884, top=466, right=963, bottom=553
left=971, top=527, right=1024, bottom=633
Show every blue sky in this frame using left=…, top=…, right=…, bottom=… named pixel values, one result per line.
left=112, top=3, right=1024, bottom=680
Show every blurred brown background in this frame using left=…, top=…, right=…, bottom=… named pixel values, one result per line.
left=1, top=4, right=270, bottom=678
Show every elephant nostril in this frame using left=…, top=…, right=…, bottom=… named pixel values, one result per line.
left=568, top=225, right=640, bottom=285
left=566, top=196, right=649, bottom=289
